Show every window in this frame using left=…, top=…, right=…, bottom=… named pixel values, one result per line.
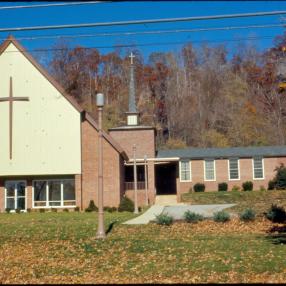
left=253, top=157, right=264, bottom=179
left=229, top=158, right=240, bottom=180
left=180, top=160, right=191, bottom=182
left=204, top=159, right=215, bottom=181
left=33, top=179, right=76, bottom=208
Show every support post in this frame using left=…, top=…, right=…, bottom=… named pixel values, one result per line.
left=133, top=144, right=139, bottom=214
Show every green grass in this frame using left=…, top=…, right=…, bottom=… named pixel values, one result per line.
left=0, top=211, right=285, bottom=283
left=181, top=189, right=286, bottom=216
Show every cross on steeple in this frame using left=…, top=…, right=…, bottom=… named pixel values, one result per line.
left=0, top=77, right=29, bottom=160
left=129, top=52, right=135, bottom=65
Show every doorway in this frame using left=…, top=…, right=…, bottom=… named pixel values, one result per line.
left=155, top=162, right=177, bottom=195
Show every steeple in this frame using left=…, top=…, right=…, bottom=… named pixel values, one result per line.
left=126, top=52, right=139, bottom=126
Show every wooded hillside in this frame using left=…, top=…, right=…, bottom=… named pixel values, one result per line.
left=48, top=32, right=286, bottom=149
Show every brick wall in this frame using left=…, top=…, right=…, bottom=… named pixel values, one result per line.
left=177, top=157, right=286, bottom=198
left=81, top=120, right=124, bottom=209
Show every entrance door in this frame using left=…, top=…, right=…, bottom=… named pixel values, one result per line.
left=155, top=163, right=177, bottom=195
left=5, top=181, right=26, bottom=211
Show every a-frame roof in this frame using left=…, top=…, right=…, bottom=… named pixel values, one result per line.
left=0, top=35, right=128, bottom=160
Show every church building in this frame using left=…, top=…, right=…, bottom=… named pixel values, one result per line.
left=1, top=35, right=286, bottom=212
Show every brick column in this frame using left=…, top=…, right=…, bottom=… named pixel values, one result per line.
left=147, top=160, right=156, bottom=204
left=0, top=178, right=4, bottom=212
left=26, top=179, right=33, bottom=209
left=75, top=174, right=82, bottom=210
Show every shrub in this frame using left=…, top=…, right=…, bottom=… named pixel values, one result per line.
left=85, top=200, right=98, bottom=212
left=268, top=180, right=276, bottom=190
left=240, top=208, right=256, bottom=222
left=51, top=208, right=57, bottom=212
left=218, top=182, right=228, bottom=192
left=155, top=213, right=173, bottom=226
left=265, top=204, right=286, bottom=223
left=26, top=208, right=31, bottom=213
left=231, top=185, right=240, bottom=192
left=274, top=164, right=286, bottom=190
left=74, top=206, right=80, bottom=212
left=184, top=211, right=204, bottom=223
left=213, top=211, right=230, bottom=222
left=194, top=183, right=205, bottom=192
left=63, top=208, right=69, bottom=212
left=15, top=208, right=21, bottom=214
left=39, top=209, right=45, bottom=213
left=242, top=181, right=253, bottom=191
left=118, top=196, right=134, bottom=212
left=5, top=208, right=11, bottom=214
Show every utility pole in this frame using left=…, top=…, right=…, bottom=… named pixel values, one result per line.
left=96, top=93, right=106, bottom=239
left=144, top=155, right=148, bottom=206
left=133, top=144, right=139, bottom=214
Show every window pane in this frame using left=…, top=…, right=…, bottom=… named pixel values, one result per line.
left=5, top=182, right=15, bottom=197
left=16, top=182, right=26, bottom=197
left=49, top=181, right=61, bottom=201
left=229, top=159, right=239, bottom=179
left=180, top=161, right=190, bottom=181
left=17, top=197, right=25, bottom=210
left=49, top=202, right=61, bottom=206
left=253, top=158, right=264, bottom=179
left=205, top=160, right=215, bottom=180
left=34, top=181, right=47, bottom=201
left=6, top=198, right=15, bottom=209
left=63, top=180, right=75, bottom=201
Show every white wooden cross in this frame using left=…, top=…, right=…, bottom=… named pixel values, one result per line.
left=129, top=52, right=135, bottom=65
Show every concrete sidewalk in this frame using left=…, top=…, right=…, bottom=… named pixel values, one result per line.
left=123, top=203, right=236, bottom=225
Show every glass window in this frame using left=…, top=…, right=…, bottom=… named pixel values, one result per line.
left=63, top=180, right=75, bottom=201
left=180, top=160, right=191, bottom=181
left=229, top=158, right=239, bottom=180
left=33, top=179, right=76, bottom=208
left=205, top=159, right=215, bottom=181
left=253, top=157, right=264, bottom=179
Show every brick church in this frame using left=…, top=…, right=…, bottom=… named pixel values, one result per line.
left=1, top=35, right=286, bottom=212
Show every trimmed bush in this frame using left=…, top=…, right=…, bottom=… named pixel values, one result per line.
left=240, top=208, right=256, bottom=222
left=5, top=208, right=11, bottom=214
left=155, top=213, right=173, bottom=226
left=265, top=204, right=286, bottom=223
left=231, top=185, right=240, bottom=192
left=242, top=181, right=253, bottom=191
left=39, top=208, right=45, bottom=213
left=268, top=180, right=276, bottom=190
left=51, top=208, right=58, bottom=213
left=15, top=208, right=21, bottom=214
left=118, top=196, right=134, bottom=212
left=184, top=211, right=204, bottom=223
left=26, top=208, right=31, bottom=213
left=218, top=182, right=228, bottom=192
left=85, top=200, right=98, bottom=212
left=104, top=206, right=117, bottom=213
left=63, top=208, right=69, bottom=212
left=213, top=211, right=230, bottom=222
left=74, top=206, right=80, bottom=212
left=274, top=164, right=286, bottom=190
left=194, top=183, right=205, bottom=192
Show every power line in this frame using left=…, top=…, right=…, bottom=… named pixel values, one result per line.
left=1, top=35, right=276, bottom=54
left=0, top=23, right=284, bottom=42
left=0, top=1, right=112, bottom=10
left=1, top=10, right=286, bottom=33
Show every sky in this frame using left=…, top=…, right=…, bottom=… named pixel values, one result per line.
left=1, top=1, right=286, bottom=62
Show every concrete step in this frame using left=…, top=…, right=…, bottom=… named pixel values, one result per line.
left=155, top=195, right=183, bottom=206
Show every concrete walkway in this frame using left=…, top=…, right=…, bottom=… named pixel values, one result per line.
left=123, top=203, right=236, bottom=225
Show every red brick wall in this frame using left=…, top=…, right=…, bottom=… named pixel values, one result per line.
left=177, top=157, right=286, bottom=198
left=81, top=120, right=123, bottom=209
left=109, top=128, right=155, bottom=159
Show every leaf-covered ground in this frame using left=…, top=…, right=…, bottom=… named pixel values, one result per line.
left=0, top=212, right=285, bottom=284
left=181, top=189, right=286, bottom=216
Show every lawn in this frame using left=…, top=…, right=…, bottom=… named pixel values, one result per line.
left=181, top=189, right=286, bottom=216
left=0, top=211, right=285, bottom=283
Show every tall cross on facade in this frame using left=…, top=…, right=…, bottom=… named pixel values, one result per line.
left=129, top=52, right=135, bottom=65
left=0, top=77, right=29, bottom=159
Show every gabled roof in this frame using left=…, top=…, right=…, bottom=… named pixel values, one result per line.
left=157, top=145, right=286, bottom=159
left=0, top=35, right=128, bottom=160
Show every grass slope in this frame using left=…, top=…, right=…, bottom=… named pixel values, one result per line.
left=0, top=211, right=285, bottom=283
left=181, top=190, right=286, bottom=216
